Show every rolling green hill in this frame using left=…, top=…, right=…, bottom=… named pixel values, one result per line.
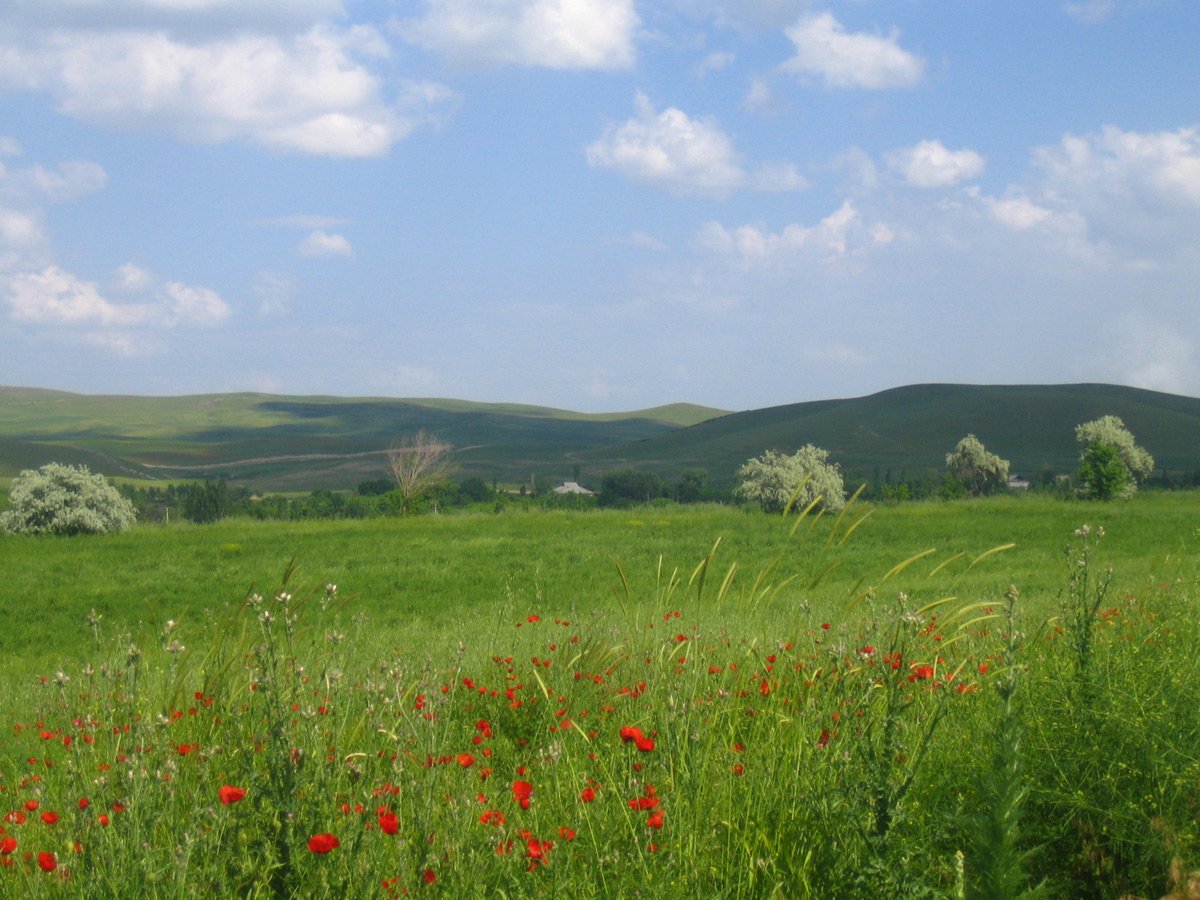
left=0, top=387, right=725, bottom=489
left=578, top=383, right=1200, bottom=484
left=1, top=383, right=1197, bottom=491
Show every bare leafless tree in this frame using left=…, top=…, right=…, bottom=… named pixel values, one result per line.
left=387, top=431, right=454, bottom=514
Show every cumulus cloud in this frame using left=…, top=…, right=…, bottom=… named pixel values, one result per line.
left=586, top=92, right=805, bottom=197
left=981, top=194, right=1053, bottom=230
left=0, top=23, right=457, bottom=157
left=298, top=230, right=354, bottom=258
left=781, top=12, right=924, bottom=89
left=400, top=0, right=639, bottom=70
left=886, top=140, right=985, bottom=188
left=1025, top=124, right=1200, bottom=259
left=5, top=264, right=229, bottom=333
left=691, top=200, right=886, bottom=264
left=0, top=210, right=44, bottom=248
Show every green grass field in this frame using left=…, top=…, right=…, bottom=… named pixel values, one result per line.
left=0, top=494, right=1197, bottom=896
left=1, top=493, right=1194, bottom=677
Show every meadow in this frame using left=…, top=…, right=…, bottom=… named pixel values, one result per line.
left=0, top=493, right=1197, bottom=896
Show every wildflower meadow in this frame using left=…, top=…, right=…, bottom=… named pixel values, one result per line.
left=0, top=496, right=1198, bottom=897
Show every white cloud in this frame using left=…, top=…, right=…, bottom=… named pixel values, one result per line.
left=298, top=230, right=354, bottom=258
left=1034, top=125, right=1200, bottom=208
left=694, top=50, right=734, bottom=77
left=691, top=200, right=879, bottom=264
left=886, top=139, right=985, bottom=188
left=5, top=264, right=229, bottom=331
left=1111, top=315, right=1199, bottom=395
left=5, top=0, right=348, bottom=35
left=0, top=157, right=108, bottom=205
left=8, top=267, right=153, bottom=326
left=163, top=281, right=230, bottom=325
left=252, top=270, right=296, bottom=317
left=0, top=25, right=456, bottom=157
left=1026, top=124, right=1200, bottom=258
left=1063, top=1, right=1117, bottom=24
left=982, top=194, right=1052, bottom=231
left=116, top=262, right=154, bottom=291
left=401, top=0, right=639, bottom=70
left=0, top=137, right=22, bottom=157
left=586, top=92, right=803, bottom=197
left=743, top=78, right=773, bottom=113
left=0, top=209, right=44, bottom=247
left=781, top=12, right=924, bottom=89
left=750, top=161, right=808, bottom=192
left=622, top=231, right=669, bottom=252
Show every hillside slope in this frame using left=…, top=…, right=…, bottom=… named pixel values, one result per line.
left=575, top=383, right=1200, bottom=483
left=2, top=383, right=1196, bottom=490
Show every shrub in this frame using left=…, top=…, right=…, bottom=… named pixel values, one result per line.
left=0, top=463, right=136, bottom=535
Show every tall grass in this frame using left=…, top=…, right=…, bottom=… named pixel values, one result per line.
left=0, top=496, right=1197, bottom=895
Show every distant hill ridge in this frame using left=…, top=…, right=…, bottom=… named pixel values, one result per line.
left=1, top=383, right=1197, bottom=489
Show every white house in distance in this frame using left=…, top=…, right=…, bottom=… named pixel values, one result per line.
left=553, top=481, right=594, bottom=496
left=1007, top=474, right=1031, bottom=490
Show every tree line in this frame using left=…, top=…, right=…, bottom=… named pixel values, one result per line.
left=0, top=414, right=1185, bottom=535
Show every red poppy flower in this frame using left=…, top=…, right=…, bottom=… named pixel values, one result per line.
left=37, top=852, right=56, bottom=872
left=619, top=725, right=643, bottom=743
left=457, top=753, right=475, bottom=768
left=526, top=837, right=553, bottom=868
left=559, top=826, right=576, bottom=841
left=378, top=811, right=399, bottom=835
left=40, top=811, right=59, bottom=825
left=634, top=734, right=655, bottom=752
left=307, top=833, right=340, bottom=854
left=218, top=786, right=246, bottom=805
left=579, top=787, right=596, bottom=803
left=647, top=809, right=664, bottom=829
left=909, top=664, right=935, bottom=682
left=78, top=798, right=89, bottom=810
left=512, top=780, right=533, bottom=810
left=0, top=838, right=15, bottom=854
left=422, top=868, right=436, bottom=885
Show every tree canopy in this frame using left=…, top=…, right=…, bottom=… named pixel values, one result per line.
left=735, top=445, right=846, bottom=514
left=945, top=434, right=1010, bottom=496
left=1, top=463, right=136, bottom=535
left=1075, top=416, right=1153, bottom=499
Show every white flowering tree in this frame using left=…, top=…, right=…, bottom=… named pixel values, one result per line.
left=735, top=445, right=846, bottom=513
left=1075, top=415, right=1154, bottom=499
left=945, top=434, right=1010, bottom=496
left=1, top=463, right=136, bottom=535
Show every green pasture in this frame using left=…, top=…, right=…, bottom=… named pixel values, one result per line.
left=2, top=492, right=1194, bottom=679
left=0, top=492, right=1198, bottom=896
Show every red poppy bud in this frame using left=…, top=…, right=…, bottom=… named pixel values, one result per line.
left=218, top=786, right=246, bottom=805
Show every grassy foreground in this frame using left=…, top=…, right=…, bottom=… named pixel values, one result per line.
left=0, top=495, right=1197, bottom=896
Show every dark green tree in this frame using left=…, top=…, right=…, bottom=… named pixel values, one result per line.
left=599, top=469, right=667, bottom=506
left=673, top=468, right=707, bottom=503
left=1077, top=443, right=1129, bottom=500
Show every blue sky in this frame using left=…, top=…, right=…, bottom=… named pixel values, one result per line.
left=2, top=0, right=1198, bottom=411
